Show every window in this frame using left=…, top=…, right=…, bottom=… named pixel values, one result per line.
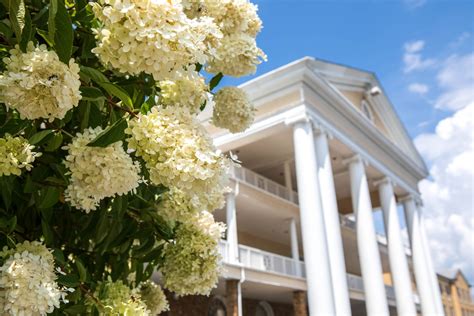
left=360, top=100, right=374, bottom=122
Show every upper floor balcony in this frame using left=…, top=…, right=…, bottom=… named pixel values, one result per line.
left=231, top=165, right=299, bottom=205
left=217, top=240, right=420, bottom=307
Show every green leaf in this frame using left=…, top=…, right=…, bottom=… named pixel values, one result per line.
left=0, top=216, right=16, bottom=234
left=141, top=245, right=163, bottom=263
left=38, top=186, right=60, bottom=209
left=45, top=132, right=63, bottom=151
left=75, top=258, right=87, bottom=282
left=94, top=210, right=110, bottom=245
left=52, top=248, right=66, bottom=265
left=0, top=177, right=13, bottom=209
left=80, top=86, right=105, bottom=101
left=18, top=5, right=32, bottom=51
left=23, top=175, right=35, bottom=193
left=99, top=82, right=134, bottom=109
left=53, top=0, right=73, bottom=62
left=209, top=72, right=223, bottom=91
left=87, top=118, right=127, bottom=147
left=0, top=21, right=13, bottom=39
left=29, top=129, right=53, bottom=144
left=8, top=0, right=25, bottom=41
left=63, top=304, right=87, bottom=314
left=57, top=274, right=80, bottom=287
left=36, top=29, right=54, bottom=46
left=48, top=0, right=58, bottom=45
left=80, top=66, right=109, bottom=84
left=41, top=219, right=53, bottom=244
left=78, top=101, right=91, bottom=130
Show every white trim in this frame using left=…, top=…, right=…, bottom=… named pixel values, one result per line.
left=301, top=68, right=428, bottom=180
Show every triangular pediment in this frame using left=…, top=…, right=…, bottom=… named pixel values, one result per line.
left=308, top=58, right=428, bottom=174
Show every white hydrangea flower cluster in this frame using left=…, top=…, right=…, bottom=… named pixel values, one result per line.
left=0, top=134, right=41, bottom=176
left=161, top=211, right=225, bottom=296
left=182, top=0, right=266, bottom=77
left=183, top=0, right=261, bottom=35
left=63, top=126, right=141, bottom=212
left=0, top=42, right=81, bottom=121
left=158, top=69, right=209, bottom=114
left=159, top=183, right=230, bottom=223
left=126, top=106, right=229, bottom=210
left=0, top=241, right=70, bottom=315
left=207, top=33, right=266, bottom=77
left=212, top=86, right=255, bottom=133
left=91, top=0, right=222, bottom=80
left=94, top=280, right=150, bottom=315
left=138, top=281, right=169, bottom=315
left=159, top=189, right=199, bottom=223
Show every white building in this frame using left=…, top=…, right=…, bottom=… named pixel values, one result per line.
left=168, top=57, right=445, bottom=316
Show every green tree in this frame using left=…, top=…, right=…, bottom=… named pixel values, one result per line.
left=0, top=0, right=264, bottom=314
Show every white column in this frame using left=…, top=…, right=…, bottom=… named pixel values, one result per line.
left=376, top=178, right=416, bottom=315
left=226, top=192, right=239, bottom=263
left=292, top=120, right=336, bottom=315
left=418, top=203, right=445, bottom=315
left=284, top=160, right=293, bottom=191
left=314, top=130, right=352, bottom=316
left=402, top=196, right=439, bottom=315
left=346, top=155, right=389, bottom=316
left=289, top=218, right=302, bottom=277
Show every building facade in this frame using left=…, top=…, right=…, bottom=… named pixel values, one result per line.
left=438, top=270, right=474, bottom=316
left=163, top=57, right=446, bottom=315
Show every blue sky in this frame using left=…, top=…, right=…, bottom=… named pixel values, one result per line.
left=223, top=0, right=473, bottom=138
left=223, top=0, right=474, bottom=286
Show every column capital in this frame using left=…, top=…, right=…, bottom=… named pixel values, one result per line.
left=312, top=122, right=334, bottom=139
left=399, top=194, right=415, bottom=204
left=373, top=176, right=393, bottom=188
left=342, top=154, right=367, bottom=167
left=284, top=113, right=311, bottom=127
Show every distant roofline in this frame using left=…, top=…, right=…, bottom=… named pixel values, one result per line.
left=437, top=269, right=472, bottom=287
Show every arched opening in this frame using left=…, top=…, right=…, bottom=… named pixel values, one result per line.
left=255, top=301, right=274, bottom=316
left=208, top=297, right=227, bottom=316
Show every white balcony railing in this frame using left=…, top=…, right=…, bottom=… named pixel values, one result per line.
left=218, top=241, right=421, bottom=305
left=219, top=240, right=305, bottom=278
left=230, top=166, right=299, bottom=204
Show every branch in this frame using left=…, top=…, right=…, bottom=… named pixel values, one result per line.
left=79, top=284, right=104, bottom=308
left=107, top=97, right=138, bottom=118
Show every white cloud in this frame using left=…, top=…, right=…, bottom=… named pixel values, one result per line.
left=403, top=40, right=436, bottom=73
left=434, top=53, right=474, bottom=111
left=403, top=0, right=427, bottom=9
left=408, top=83, right=429, bottom=95
left=449, top=32, right=471, bottom=49
left=404, top=40, right=425, bottom=54
left=415, top=102, right=474, bottom=285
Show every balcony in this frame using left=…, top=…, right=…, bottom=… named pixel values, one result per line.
left=219, top=240, right=305, bottom=278
left=217, top=240, right=420, bottom=305
left=231, top=165, right=299, bottom=204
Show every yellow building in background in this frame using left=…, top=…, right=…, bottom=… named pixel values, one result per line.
left=438, top=270, right=474, bottom=316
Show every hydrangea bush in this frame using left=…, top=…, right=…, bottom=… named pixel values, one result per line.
left=0, top=0, right=263, bottom=314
